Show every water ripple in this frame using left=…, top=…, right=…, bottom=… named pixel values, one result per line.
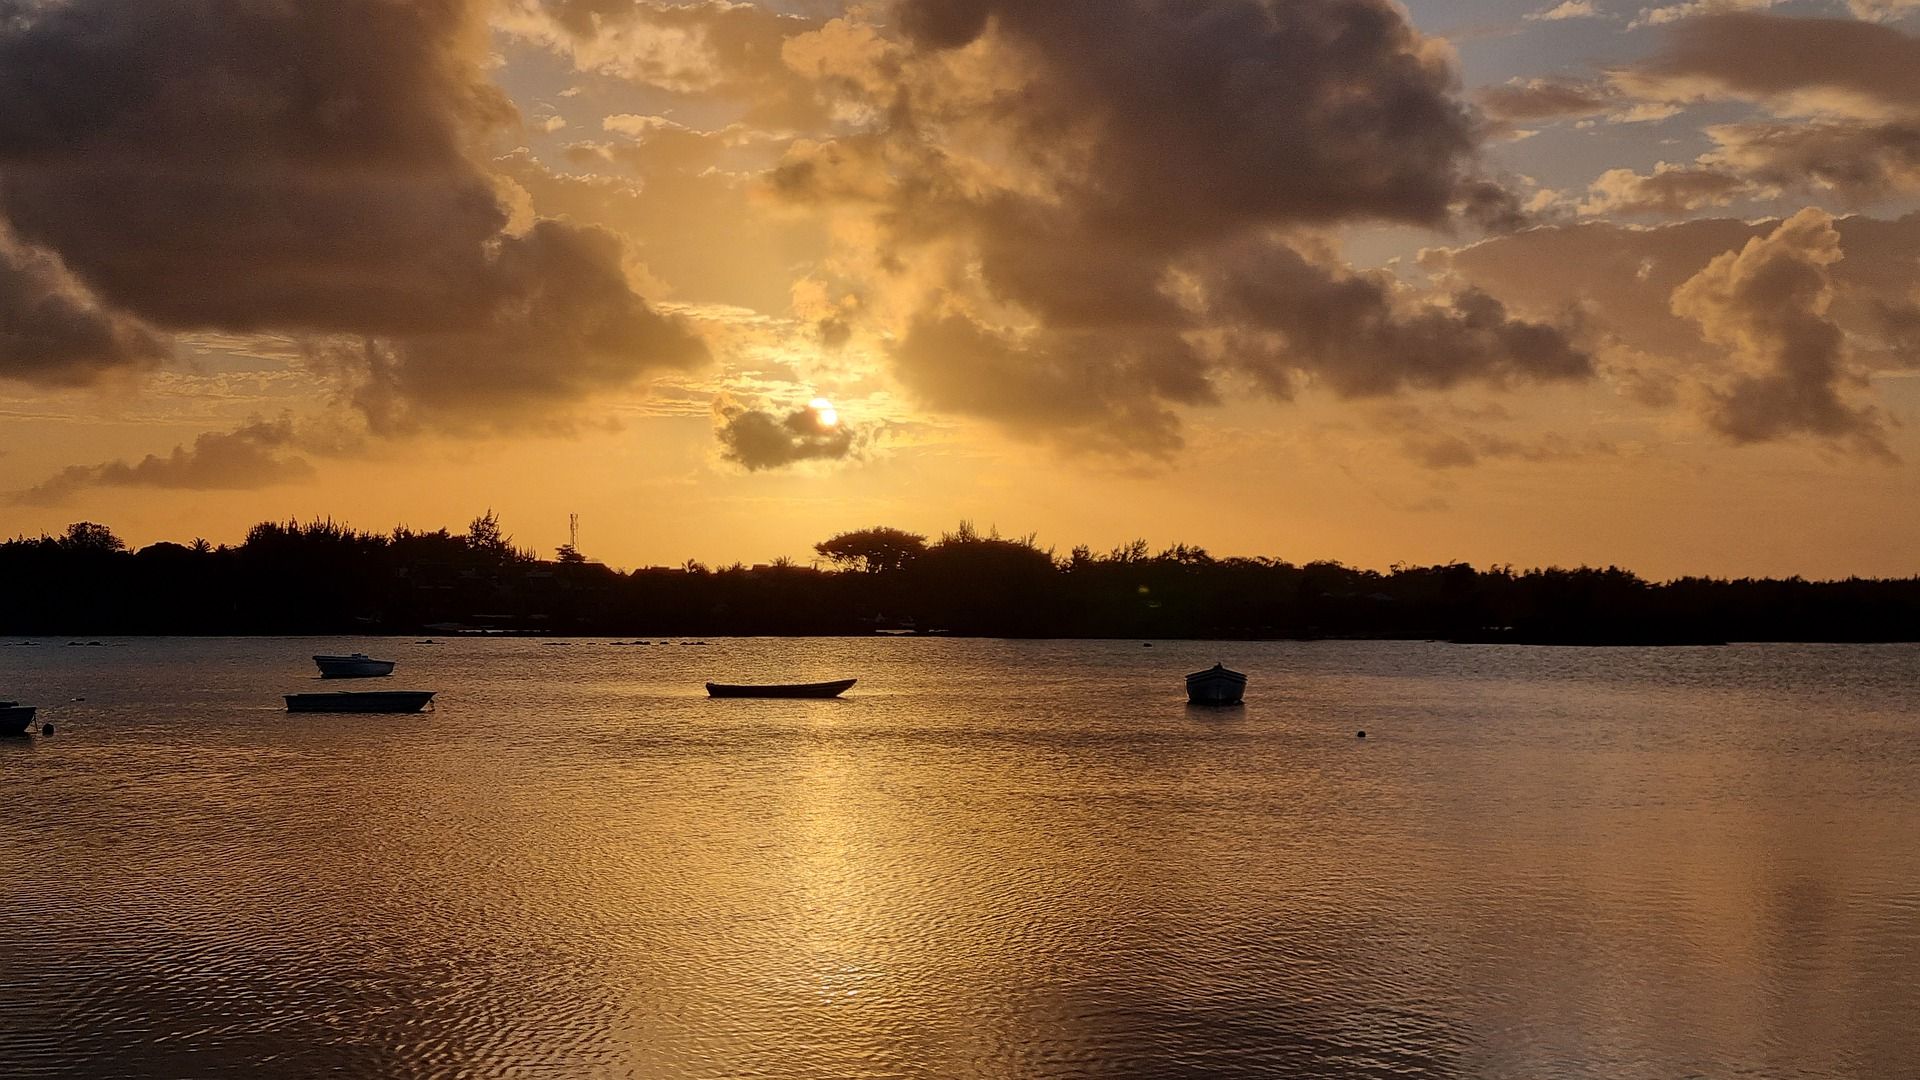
left=1, top=638, right=1917, bottom=1077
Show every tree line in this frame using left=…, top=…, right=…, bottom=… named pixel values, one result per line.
left=1, top=517, right=1915, bottom=642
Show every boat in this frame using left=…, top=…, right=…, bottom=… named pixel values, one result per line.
left=1185, top=663, right=1247, bottom=706
left=313, top=653, right=397, bottom=678
left=0, top=702, right=37, bottom=736
left=285, top=691, right=436, bottom=714
left=706, top=679, right=857, bottom=699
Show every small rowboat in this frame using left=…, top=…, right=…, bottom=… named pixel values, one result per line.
left=0, top=702, right=38, bottom=736
left=285, top=691, right=436, bottom=714
left=313, top=653, right=396, bottom=678
left=1185, top=663, right=1247, bottom=706
left=706, top=679, right=856, bottom=699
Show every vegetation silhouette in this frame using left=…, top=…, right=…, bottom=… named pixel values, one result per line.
left=2, top=515, right=1916, bottom=642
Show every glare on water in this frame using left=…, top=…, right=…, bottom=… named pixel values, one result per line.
left=1, top=638, right=1917, bottom=1079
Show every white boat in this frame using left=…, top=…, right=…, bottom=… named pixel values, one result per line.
left=313, top=653, right=396, bottom=679
left=1186, top=663, right=1247, bottom=705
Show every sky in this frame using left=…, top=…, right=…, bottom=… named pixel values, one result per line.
left=2, top=0, right=1919, bottom=578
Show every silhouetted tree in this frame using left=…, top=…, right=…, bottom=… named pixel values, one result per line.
left=61, top=521, right=125, bottom=553
left=2, top=515, right=1917, bottom=640
left=815, top=527, right=928, bottom=573
left=467, top=509, right=523, bottom=563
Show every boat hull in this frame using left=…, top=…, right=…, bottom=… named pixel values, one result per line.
left=707, top=679, right=856, bottom=699
left=1186, top=668, right=1247, bottom=706
left=0, top=705, right=37, bottom=736
left=285, top=691, right=435, bottom=714
left=313, top=655, right=396, bottom=678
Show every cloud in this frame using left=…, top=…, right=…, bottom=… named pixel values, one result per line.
left=1618, top=14, right=1920, bottom=118
left=883, top=0, right=1490, bottom=234
left=498, top=119, right=828, bottom=314
left=1197, top=239, right=1593, bottom=400
left=314, top=221, right=707, bottom=435
left=1629, top=0, right=1776, bottom=32
left=1528, top=1, right=1603, bottom=21
left=0, top=0, right=703, bottom=427
left=1670, top=208, right=1891, bottom=455
left=893, top=316, right=1203, bottom=457
left=714, top=394, right=860, bottom=470
left=11, top=417, right=316, bottom=506
left=0, top=227, right=171, bottom=386
left=1426, top=210, right=1920, bottom=445
left=1477, top=78, right=1614, bottom=124
left=1849, top=0, right=1920, bottom=19
left=765, top=1, right=1577, bottom=453
left=1703, top=120, right=1920, bottom=204
left=496, top=0, right=830, bottom=127
left=1562, top=16, right=1920, bottom=216
left=1375, top=403, right=1617, bottom=468
left=1402, top=430, right=1608, bottom=469
left=1579, top=163, right=1753, bottom=216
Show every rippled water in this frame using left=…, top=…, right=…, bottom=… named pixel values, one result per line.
left=1, top=638, right=1917, bottom=1078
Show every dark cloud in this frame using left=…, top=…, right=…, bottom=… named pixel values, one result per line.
left=0, top=0, right=704, bottom=420
left=1201, top=240, right=1592, bottom=400
left=891, top=0, right=1487, bottom=235
left=1671, top=209, right=1891, bottom=456
left=1621, top=14, right=1920, bottom=115
left=0, top=228, right=170, bottom=386
left=12, top=417, right=315, bottom=506
left=714, top=394, right=860, bottom=470
left=1876, top=299, right=1920, bottom=359
left=318, top=222, right=708, bottom=435
left=769, top=0, right=1573, bottom=453
left=0, top=0, right=512, bottom=335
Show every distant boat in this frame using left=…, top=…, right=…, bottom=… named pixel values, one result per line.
left=285, top=691, right=435, bottom=714
left=1186, top=663, right=1247, bottom=706
left=0, top=702, right=37, bottom=736
left=313, top=653, right=396, bottom=678
left=706, top=679, right=856, bottom=699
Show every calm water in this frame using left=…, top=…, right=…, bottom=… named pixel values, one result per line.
left=1, top=638, right=1917, bottom=1079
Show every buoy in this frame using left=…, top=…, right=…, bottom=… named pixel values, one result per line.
left=1356, top=731, right=1366, bottom=739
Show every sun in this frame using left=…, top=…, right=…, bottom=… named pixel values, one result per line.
left=809, top=397, right=839, bottom=427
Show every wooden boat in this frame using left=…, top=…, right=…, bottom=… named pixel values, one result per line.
left=706, top=679, right=856, bottom=699
left=1185, top=663, right=1247, bottom=706
left=313, top=653, right=396, bottom=678
left=0, top=702, right=37, bottom=736
left=285, top=691, right=435, bottom=714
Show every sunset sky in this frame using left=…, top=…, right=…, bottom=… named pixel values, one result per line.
left=3, top=0, right=1918, bottom=577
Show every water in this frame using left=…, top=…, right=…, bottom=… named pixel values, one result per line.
left=1, top=638, right=1917, bottom=1079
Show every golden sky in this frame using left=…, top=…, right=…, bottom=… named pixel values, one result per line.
left=2, top=0, right=1918, bottom=578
